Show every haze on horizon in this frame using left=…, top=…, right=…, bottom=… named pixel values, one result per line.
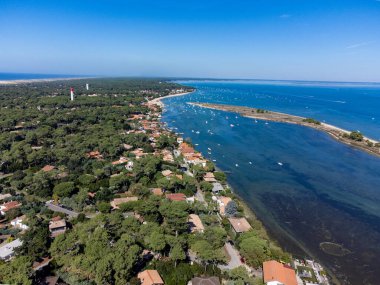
left=1, top=0, right=380, bottom=83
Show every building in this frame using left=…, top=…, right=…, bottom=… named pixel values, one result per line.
left=188, top=214, right=205, bottom=233
left=228, top=217, right=252, bottom=234
left=162, top=170, right=173, bottom=177
left=10, top=215, right=29, bottom=230
left=166, top=193, right=186, bottom=202
left=41, top=165, right=55, bottom=172
left=138, top=269, right=164, bottom=285
left=151, top=188, right=164, bottom=196
left=212, top=182, right=224, bottom=194
left=111, top=157, right=128, bottom=165
left=0, top=238, right=22, bottom=261
left=204, top=172, right=217, bottom=182
left=111, top=197, right=138, bottom=209
left=189, top=277, right=221, bottom=285
left=33, top=257, right=52, bottom=271
left=49, top=217, right=67, bottom=238
left=263, top=260, right=297, bottom=285
left=86, top=151, right=103, bottom=159
left=0, top=201, right=21, bottom=215
left=217, top=196, right=232, bottom=216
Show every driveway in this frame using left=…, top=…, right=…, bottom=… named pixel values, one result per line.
left=219, top=242, right=243, bottom=270
left=45, top=201, right=79, bottom=217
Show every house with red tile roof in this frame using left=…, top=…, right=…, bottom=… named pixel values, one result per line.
left=263, top=260, right=297, bottom=285
left=0, top=201, right=21, bottom=215
left=138, top=269, right=164, bottom=285
left=166, top=193, right=186, bottom=202
left=228, top=217, right=252, bottom=234
left=41, top=165, right=55, bottom=172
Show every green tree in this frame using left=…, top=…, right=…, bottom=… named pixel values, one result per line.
left=53, top=181, right=76, bottom=198
left=0, top=256, right=33, bottom=285
left=169, top=242, right=186, bottom=267
left=97, top=201, right=112, bottom=213
left=145, top=231, right=166, bottom=253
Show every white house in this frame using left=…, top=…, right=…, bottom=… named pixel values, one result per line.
left=0, top=238, right=23, bottom=261
left=10, top=215, right=29, bottom=230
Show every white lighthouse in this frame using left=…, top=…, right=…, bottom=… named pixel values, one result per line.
left=86, top=83, right=89, bottom=90
left=70, top=87, right=74, bottom=101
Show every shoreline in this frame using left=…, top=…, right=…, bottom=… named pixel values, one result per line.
left=190, top=102, right=380, bottom=159
left=148, top=91, right=195, bottom=107
left=154, top=92, right=339, bottom=284
left=157, top=97, right=337, bottom=284
left=0, top=77, right=95, bottom=85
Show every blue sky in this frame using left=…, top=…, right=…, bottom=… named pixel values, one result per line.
left=0, top=0, right=380, bottom=82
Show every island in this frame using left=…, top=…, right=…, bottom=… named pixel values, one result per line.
left=190, top=102, right=380, bottom=158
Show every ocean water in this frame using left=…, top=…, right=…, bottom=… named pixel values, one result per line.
left=0, top=72, right=81, bottom=81
left=161, top=80, right=380, bottom=285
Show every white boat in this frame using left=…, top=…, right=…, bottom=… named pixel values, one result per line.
left=235, top=164, right=239, bottom=167
left=230, top=124, right=234, bottom=127
left=196, top=131, right=200, bottom=134
left=249, top=162, right=252, bottom=165
left=278, top=162, right=283, bottom=166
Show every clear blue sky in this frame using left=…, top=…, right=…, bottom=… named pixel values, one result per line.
left=1, top=0, right=380, bottom=82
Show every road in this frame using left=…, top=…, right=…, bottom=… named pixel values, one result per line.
left=219, top=242, right=243, bottom=270
left=45, top=201, right=79, bottom=217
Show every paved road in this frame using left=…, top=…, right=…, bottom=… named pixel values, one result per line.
left=45, top=202, right=78, bottom=217
left=219, top=242, right=243, bottom=270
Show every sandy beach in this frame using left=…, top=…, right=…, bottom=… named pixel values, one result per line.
left=148, top=91, right=194, bottom=107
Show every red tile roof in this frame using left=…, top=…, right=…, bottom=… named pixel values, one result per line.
left=166, top=193, right=186, bottom=201
left=263, top=260, right=297, bottom=285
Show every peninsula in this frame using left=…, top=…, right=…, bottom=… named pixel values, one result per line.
left=190, top=102, right=380, bottom=158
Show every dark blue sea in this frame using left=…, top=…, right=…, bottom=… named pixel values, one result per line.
left=0, top=72, right=82, bottom=81
left=162, top=80, right=380, bottom=285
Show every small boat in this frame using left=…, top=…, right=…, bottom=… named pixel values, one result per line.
left=212, top=159, right=217, bottom=162
left=249, top=162, right=252, bottom=165
left=195, top=143, right=199, bottom=146
left=196, top=131, right=200, bottom=134
left=207, top=147, right=211, bottom=151
left=230, top=124, right=234, bottom=127
left=265, top=122, right=269, bottom=125
left=278, top=162, right=283, bottom=166
left=235, top=164, right=239, bottom=167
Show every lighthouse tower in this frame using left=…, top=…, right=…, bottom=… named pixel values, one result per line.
left=70, top=87, right=74, bottom=101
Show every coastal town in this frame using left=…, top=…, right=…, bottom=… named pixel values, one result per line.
left=0, top=79, right=330, bottom=285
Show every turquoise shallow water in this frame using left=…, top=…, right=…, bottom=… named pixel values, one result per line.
left=162, top=80, right=380, bottom=285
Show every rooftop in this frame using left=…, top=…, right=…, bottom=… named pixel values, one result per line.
left=191, top=277, right=220, bottom=285
left=166, top=193, right=186, bottom=201
left=228, top=217, right=252, bottom=233
left=0, top=238, right=22, bottom=260
left=138, top=269, right=164, bottom=285
left=263, top=260, right=297, bottom=285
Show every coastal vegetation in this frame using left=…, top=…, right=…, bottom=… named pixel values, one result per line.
left=302, top=118, right=321, bottom=125
left=0, top=79, right=287, bottom=285
left=344, top=130, right=364, bottom=141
